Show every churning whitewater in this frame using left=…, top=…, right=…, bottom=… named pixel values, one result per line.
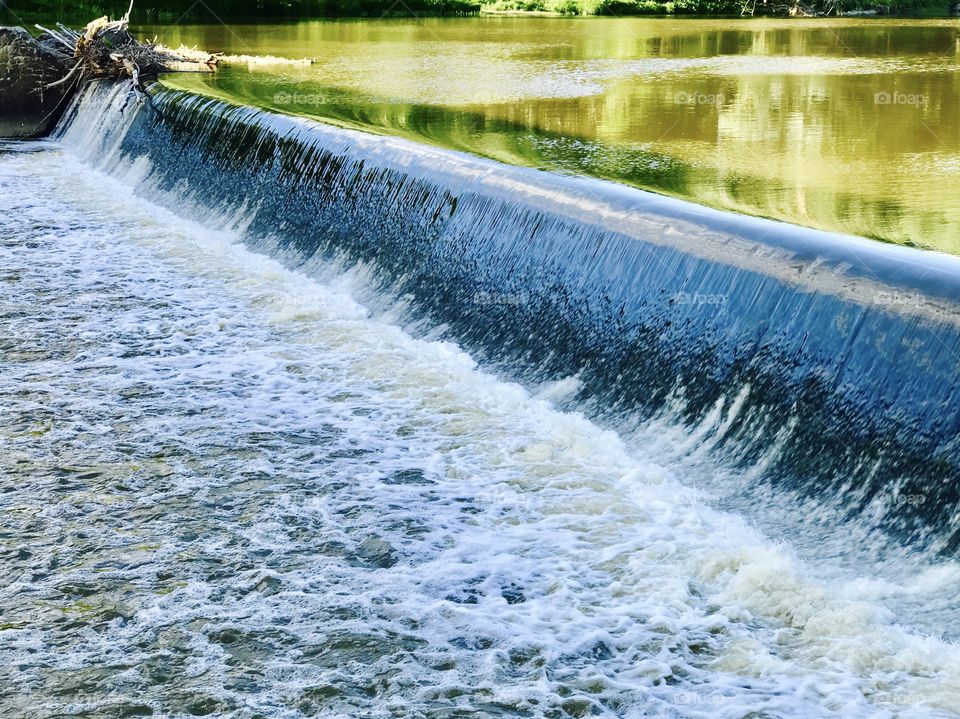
left=1, top=133, right=959, bottom=717
left=55, top=81, right=960, bottom=563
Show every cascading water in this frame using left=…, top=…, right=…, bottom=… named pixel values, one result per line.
left=0, top=79, right=958, bottom=717
left=58, top=81, right=960, bottom=556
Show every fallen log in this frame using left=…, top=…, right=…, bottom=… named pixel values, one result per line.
left=1, top=12, right=216, bottom=139
left=36, top=15, right=217, bottom=88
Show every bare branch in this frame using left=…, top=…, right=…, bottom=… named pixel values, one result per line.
left=44, top=59, right=84, bottom=89
left=34, top=24, right=76, bottom=50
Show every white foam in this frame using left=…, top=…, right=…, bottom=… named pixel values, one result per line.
left=1, top=138, right=959, bottom=717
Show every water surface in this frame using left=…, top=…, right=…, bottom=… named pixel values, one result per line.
left=3, top=132, right=960, bottom=718
left=143, top=17, right=960, bottom=252
left=4, top=17, right=960, bottom=718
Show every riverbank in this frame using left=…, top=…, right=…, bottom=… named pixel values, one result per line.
left=3, top=0, right=958, bottom=22
left=481, top=0, right=959, bottom=15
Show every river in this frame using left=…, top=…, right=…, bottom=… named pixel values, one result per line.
left=1, top=15, right=960, bottom=719
left=146, top=17, right=960, bottom=252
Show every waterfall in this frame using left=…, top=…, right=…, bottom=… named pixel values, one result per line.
left=56, top=80, right=960, bottom=554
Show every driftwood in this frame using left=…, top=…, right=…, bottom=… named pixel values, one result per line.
left=741, top=0, right=822, bottom=15
left=789, top=0, right=819, bottom=15
left=2, top=4, right=309, bottom=139
left=35, top=11, right=217, bottom=95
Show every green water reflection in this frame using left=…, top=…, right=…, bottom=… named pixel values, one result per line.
left=143, top=18, right=960, bottom=252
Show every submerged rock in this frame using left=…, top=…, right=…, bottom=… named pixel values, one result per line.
left=0, top=27, right=75, bottom=138
left=349, top=536, right=398, bottom=569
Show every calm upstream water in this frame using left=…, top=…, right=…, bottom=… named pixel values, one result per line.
left=143, top=18, right=960, bottom=252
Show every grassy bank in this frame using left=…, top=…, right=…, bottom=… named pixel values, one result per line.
left=1, top=0, right=480, bottom=24
left=1, top=0, right=955, bottom=22
left=486, top=0, right=955, bottom=13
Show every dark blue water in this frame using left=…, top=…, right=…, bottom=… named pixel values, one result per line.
left=63, top=81, right=960, bottom=556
